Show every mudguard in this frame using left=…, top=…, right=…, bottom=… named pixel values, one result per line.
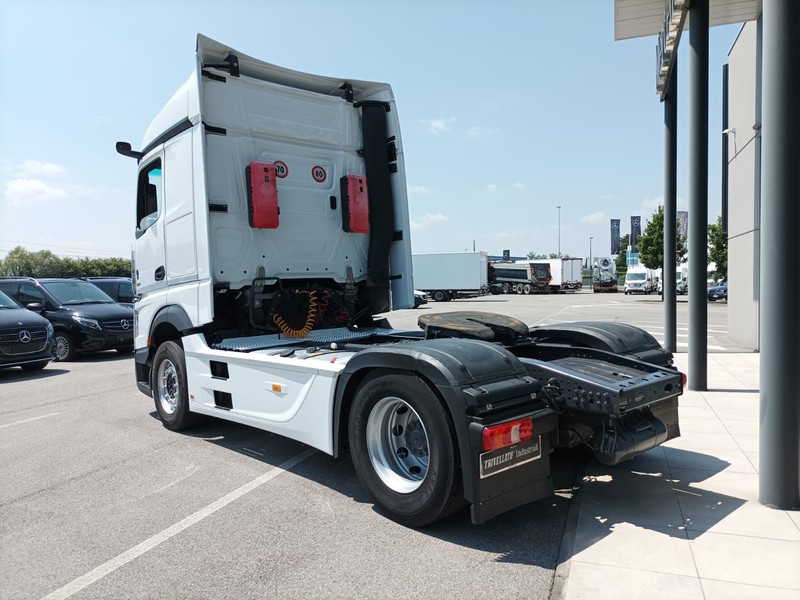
left=334, top=337, right=558, bottom=523
left=528, top=321, right=673, bottom=366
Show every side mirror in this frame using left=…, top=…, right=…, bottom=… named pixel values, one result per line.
left=26, top=302, right=44, bottom=313
left=116, top=141, right=144, bottom=160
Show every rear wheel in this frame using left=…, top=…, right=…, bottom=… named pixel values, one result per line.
left=152, top=341, right=196, bottom=431
left=349, top=369, right=464, bottom=527
left=523, top=283, right=532, bottom=295
left=431, top=290, right=448, bottom=302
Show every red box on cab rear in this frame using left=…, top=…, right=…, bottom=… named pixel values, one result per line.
left=341, top=174, right=369, bottom=233
left=246, top=161, right=279, bottom=229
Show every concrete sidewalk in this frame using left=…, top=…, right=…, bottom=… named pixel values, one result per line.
left=557, top=353, right=800, bottom=600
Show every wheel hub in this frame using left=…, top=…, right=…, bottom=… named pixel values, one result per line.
left=366, top=396, right=430, bottom=494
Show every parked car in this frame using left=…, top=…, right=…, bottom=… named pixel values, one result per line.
left=413, top=290, right=429, bottom=308
left=707, top=283, right=728, bottom=302
left=0, top=289, right=56, bottom=371
left=82, top=277, right=135, bottom=306
left=0, top=277, right=134, bottom=361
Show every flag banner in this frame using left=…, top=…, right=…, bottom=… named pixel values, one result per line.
left=610, top=219, right=621, bottom=254
left=631, top=216, right=641, bottom=251
left=677, top=211, right=688, bottom=241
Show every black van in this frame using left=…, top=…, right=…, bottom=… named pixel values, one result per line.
left=0, top=277, right=134, bottom=361
left=82, top=277, right=136, bottom=307
left=0, top=288, right=56, bottom=371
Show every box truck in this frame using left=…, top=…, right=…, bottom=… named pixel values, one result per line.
left=411, top=252, right=489, bottom=301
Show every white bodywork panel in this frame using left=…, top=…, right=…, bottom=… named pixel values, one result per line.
left=202, top=75, right=372, bottom=289
left=183, top=334, right=355, bottom=454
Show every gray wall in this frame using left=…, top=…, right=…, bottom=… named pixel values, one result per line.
left=726, top=21, right=760, bottom=350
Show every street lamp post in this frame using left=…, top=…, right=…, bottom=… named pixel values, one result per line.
left=589, top=236, right=594, bottom=272
left=556, top=205, right=561, bottom=257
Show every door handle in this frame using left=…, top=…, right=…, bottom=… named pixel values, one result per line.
left=155, top=266, right=165, bottom=281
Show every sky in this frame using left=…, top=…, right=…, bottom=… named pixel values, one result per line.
left=0, top=0, right=742, bottom=263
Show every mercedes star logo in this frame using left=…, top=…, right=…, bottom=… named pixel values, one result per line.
left=19, top=330, right=32, bottom=344
left=120, top=319, right=130, bottom=330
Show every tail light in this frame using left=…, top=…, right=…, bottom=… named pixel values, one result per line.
left=482, top=417, right=533, bottom=452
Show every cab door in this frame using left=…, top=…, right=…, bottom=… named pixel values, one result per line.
left=134, top=157, right=167, bottom=299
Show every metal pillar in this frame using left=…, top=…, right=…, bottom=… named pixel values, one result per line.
left=759, top=0, right=800, bottom=510
left=688, top=0, right=708, bottom=390
left=663, top=60, right=678, bottom=353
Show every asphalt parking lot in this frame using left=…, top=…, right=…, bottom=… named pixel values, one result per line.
left=1, top=354, right=576, bottom=600
left=0, top=290, right=730, bottom=599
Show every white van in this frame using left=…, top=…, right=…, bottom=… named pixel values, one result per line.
left=624, top=268, right=654, bottom=295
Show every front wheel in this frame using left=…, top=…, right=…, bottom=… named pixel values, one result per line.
left=53, top=332, right=77, bottom=362
left=152, top=341, right=196, bottom=431
left=349, top=370, right=464, bottom=527
left=431, top=290, right=448, bottom=302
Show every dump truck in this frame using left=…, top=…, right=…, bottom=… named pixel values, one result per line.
left=117, top=35, right=682, bottom=527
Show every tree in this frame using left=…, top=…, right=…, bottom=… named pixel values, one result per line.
left=0, top=246, right=63, bottom=277
left=0, top=246, right=131, bottom=277
left=708, top=215, right=728, bottom=281
left=615, top=234, right=630, bottom=275
left=638, top=206, right=688, bottom=271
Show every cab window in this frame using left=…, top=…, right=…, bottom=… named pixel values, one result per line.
left=136, top=159, right=163, bottom=234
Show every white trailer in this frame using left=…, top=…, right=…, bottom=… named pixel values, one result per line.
left=561, top=258, right=583, bottom=290
left=544, top=258, right=582, bottom=292
left=117, top=35, right=683, bottom=528
left=412, top=252, right=488, bottom=302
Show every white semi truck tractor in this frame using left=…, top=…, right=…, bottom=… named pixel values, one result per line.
left=117, top=35, right=683, bottom=527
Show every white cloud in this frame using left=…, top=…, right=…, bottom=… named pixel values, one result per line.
left=466, top=126, right=498, bottom=137
left=408, top=185, right=430, bottom=195
left=580, top=211, right=608, bottom=224
left=5, top=178, right=71, bottom=205
left=410, top=212, right=447, bottom=230
left=485, top=184, right=499, bottom=193
left=14, top=160, right=68, bottom=178
left=513, top=182, right=526, bottom=190
left=92, top=115, right=113, bottom=126
left=641, top=194, right=688, bottom=213
left=420, top=117, right=455, bottom=135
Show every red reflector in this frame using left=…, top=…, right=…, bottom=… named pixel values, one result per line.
left=341, top=173, right=369, bottom=233
left=482, top=417, right=533, bottom=452
left=680, top=372, right=687, bottom=386
left=246, top=161, right=280, bottom=229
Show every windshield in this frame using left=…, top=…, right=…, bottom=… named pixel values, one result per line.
left=626, top=272, right=647, bottom=281
left=0, top=289, right=21, bottom=309
left=41, top=281, right=116, bottom=305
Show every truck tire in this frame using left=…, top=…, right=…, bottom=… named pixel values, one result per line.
left=348, top=369, right=464, bottom=527
left=152, top=341, right=197, bottom=431
left=432, top=290, right=448, bottom=302
left=523, top=283, right=532, bottom=295
left=501, top=283, right=510, bottom=294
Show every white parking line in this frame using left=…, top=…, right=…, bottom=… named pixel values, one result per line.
left=40, top=447, right=316, bottom=600
left=0, top=412, right=60, bottom=429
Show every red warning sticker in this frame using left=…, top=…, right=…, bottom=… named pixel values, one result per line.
left=311, top=165, right=327, bottom=183
left=274, top=160, right=288, bottom=178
